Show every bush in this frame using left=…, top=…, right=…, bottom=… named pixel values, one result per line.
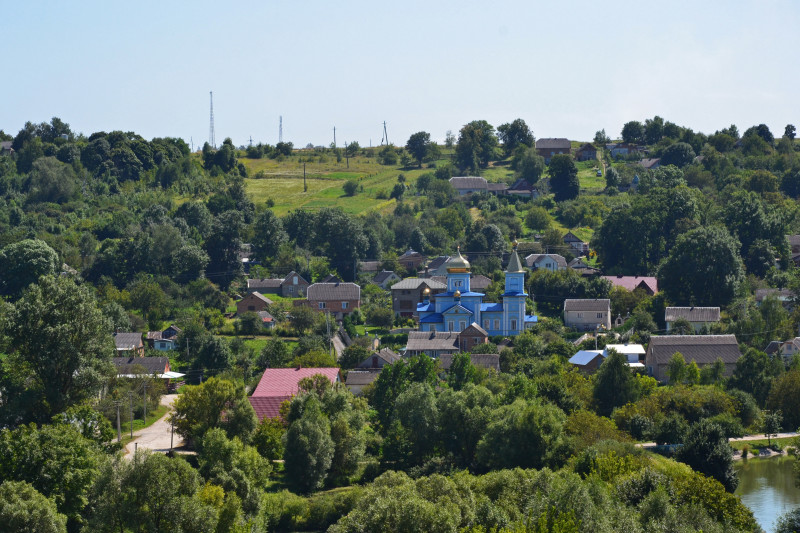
left=343, top=180, right=358, bottom=196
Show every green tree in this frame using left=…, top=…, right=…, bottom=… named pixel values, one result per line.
left=0, top=481, right=66, bottom=533
left=514, top=145, right=546, bottom=184
left=667, top=352, right=687, bottom=384
left=593, top=350, right=640, bottom=416
left=283, top=398, right=334, bottom=493
left=728, top=347, right=781, bottom=406
left=170, top=377, right=258, bottom=445
left=170, top=243, right=209, bottom=283
left=405, top=131, right=432, bottom=167
left=776, top=508, right=800, bottom=533
left=339, top=345, right=371, bottom=369
left=594, top=129, right=610, bottom=145
left=251, top=209, right=287, bottom=262
left=525, top=206, right=552, bottom=231
left=383, top=382, right=439, bottom=468
left=498, top=118, right=534, bottom=155
left=605, top=166, right=620, bottom=189
left=658, top=226, right=744, bottom=306
left=762, top=410, right=782, bottom=446
left=785, top=124, right=796, bottom=140
left=548, top=154, right=579, bottom=202
left=0, top=276, right=114, bottom=423
left=257, top=338, right=292, bottom=369
left=252, top=416, right=285, bottom=460
left=676, top=420, right=738, bottom=492
left=454, top=120, right=500, bottom=173
left=26, top=156, right=79, bottom=203
left=312, top=208, right=368, bottom=280
left=476, top=398, right=566, bottom=470
left=342, top=180, right=359, bottom=196
left=447, top=352, right=477, bottom=391
left=621, top=121, right=645, bottom=144
left=290, top=305, right=317, bottom=335
left=767, top=371, right=800, bottom=430
left=659, top=142, right=696, bottom=167
left=0, top=239, right=60, bottom=298
left=204, top=211, right=244, bottom=289
left=0, top=424, right=99, bottom=528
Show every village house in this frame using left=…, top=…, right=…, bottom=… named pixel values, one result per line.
left=568, top=344, right=646, bottom=373
left=113, top=332, right=145, bottom=357
left=398, top=249, right=426, bottom=271
left=146, top=324, right=182, bottom=351
left=563, top=232, right=589, bottom=255
left=249, top=367, right=341, bottom=420
left=525, top=253, right=567, bottom=272
left=506, top=178, right=541, bottom=199
left=345, top=370, right=381, bottom=396
left=576, top=143, right=597, bottom=161
left=535, top=138, right=571, bottom=164
left=424, top=256, right=451, bottom=277
left=303, top=282, right=361, bottom=316
left=112, top=356, right=170, bottom=376
left=568, top=350, right=605, bottom=373
left=639, top=158, right=661, bottom=170
left=373, top=270, right=401, bottom=289
left=404, top=323, right=489, bottom=357
left=236, top=291, right=272, bottom=315
left=568, top=257, right=602, bottom=277
left=449, top=176, right=488, bottom=195
left=391, top=277, right=447, bottom=317
left=644, top=335, right=741, bottom=382
left=755, top=288, right=794, bottom=309
left=563, top=299, right=611, bottom=332
left=602, top=275, right=658, bottom=295
left=664, top=307, right=721, bottom=332
left=607, top=143, right=638, bottom=158
left=356, top=348, right=402, bottom=369
left=246, top=271, right=309, bottom=298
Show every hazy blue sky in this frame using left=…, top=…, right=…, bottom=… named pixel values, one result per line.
left=2, top=0, right=798, bottom=148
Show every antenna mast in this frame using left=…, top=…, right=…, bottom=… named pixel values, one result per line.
left=383, top=121, right=389, bottom=145
left=209, top=91, right=216, bottom=149
left=279, top=116, right=283, bottom=143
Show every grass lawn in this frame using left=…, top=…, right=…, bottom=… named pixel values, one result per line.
left=576, top=160, right=605, bottom=191
left=730, top=436, right=797, bottom=452
left=118, top=403, right=170, bottom=447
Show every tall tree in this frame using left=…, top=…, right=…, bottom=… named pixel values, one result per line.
left=785, top=124, right=796, bottom=140
left=621, top=121, right=645, bottom=144
left=0, top=481, right=67, bottom=533
left=548, top=154, right=579, bottom=201
left=498, top=118, right=534, bottom=155
left=514, top=145, right=545, bottom=184
left=251, top=209, right=287, bottom=262
left=204, top=210, right=244, bottom=289
left=0, top=238, right=59, bottom=298
left=676, top=420, right=738, bottom=492
left=592, top=350, right=640, bottom=416
left=405, top=131, right=432, bottom=167
left=658, top=226, right=744, bottom=306
left=454, top=120, right=500, bottom=173
left=659, top=142, right=696, bottom=167
left=0, top=276, right=114, bottom=424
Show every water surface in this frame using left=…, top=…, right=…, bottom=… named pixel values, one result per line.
left=735, top=455, right=800, bottom=532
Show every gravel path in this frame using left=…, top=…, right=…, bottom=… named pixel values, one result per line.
left=124, top=394, right=183, bottom=456
left=637, top=432, right=800, bottom=448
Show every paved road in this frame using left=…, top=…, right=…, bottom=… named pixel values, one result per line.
left=124, top=394, right=183, bottom=456
left=637, top=432, right=800, bottom=448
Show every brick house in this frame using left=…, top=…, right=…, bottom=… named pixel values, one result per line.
left=391, top=278, right=447, bottom=317
left=237, top=291, right=272, bottom=315
left=398, top=249, right=426, bottom=271
left=576, top=143, right=597, bottom=161
left=246, top=271, right=309, bottom=298
left=563, top=299, right=611, bottom=332
left=535, top=138, right=571, bottom=164
left=303, top=282, right=361, bottom=316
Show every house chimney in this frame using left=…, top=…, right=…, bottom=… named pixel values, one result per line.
left=296, top=364, right=302, bottom=370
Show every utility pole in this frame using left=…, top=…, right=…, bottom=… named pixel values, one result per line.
left=142, top=381, right=148, bottom=423
left=333, top=126, right=336, bottom=148
left=303, top=162, right=307, bottom=192
left=383, top=121, right=389, bottom=145
left=128, top=392, right=134, bottom=439
left=170, top=418, right=174, bottom=452
left=114, top=401, right=122, bottom=443
left=345, top=141, right=349, bottom=168
left=209, top=91, right=216, bottom=149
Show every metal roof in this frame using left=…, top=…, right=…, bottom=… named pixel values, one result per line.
left=564, top=299, right=610, bottom=312
left=664, top=307, right=721, bottom=323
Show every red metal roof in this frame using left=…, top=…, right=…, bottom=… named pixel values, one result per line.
left=250, top=367, right=340, bottom=420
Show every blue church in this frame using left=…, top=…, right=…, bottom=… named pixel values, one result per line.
left=417, top=244, right=537, bottom=336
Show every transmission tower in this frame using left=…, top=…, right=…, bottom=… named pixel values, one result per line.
left=383, top=121, right=389, bottom=145
left=209, top=91, right=216, bottom=148
left=279, top=116, right=283, bottom=143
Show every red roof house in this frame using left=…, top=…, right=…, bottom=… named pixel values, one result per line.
left=602, top=275, right=658, bottom=295
left=249, top=367, right=341, bottom=420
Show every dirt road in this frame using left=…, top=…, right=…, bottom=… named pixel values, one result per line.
left=124, top=394, right=184, bottom=456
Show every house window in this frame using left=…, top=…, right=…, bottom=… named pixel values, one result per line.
left=318, top=302, right=326, bottom=309
left=597, top=313, right=603, bottom=319
left=494, top=319, right=500, bottom=330
left=342, top=302, right=348, bottom=309
left=510, top=319, right=517, bottom=330
left=293, top=276, right=298, bottom=285
left=288, top=286, right=294, bottom=295
left=576, top=313, right=583, bottom=318
left=248, top=305, right=255, bottom=311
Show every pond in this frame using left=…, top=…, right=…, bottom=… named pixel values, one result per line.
left=735, top=455, right=800, bottom=532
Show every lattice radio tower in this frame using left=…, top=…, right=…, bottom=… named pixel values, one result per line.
left=209, top=91, right=216, bottom=149
left=279, top=115, right=283, bottom=143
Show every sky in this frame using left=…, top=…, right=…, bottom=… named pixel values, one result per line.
left=2, top=0, right=799, bottom=149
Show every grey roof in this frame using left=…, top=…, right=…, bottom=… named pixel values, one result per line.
left=536, top=138, right=571, bottom=150
left=391, top=278, right=447, bottom=290
left=307, top=282, right=360, bottom=300
left=507, top=249, right=524, bottom=273
left=113, top=332, right=143, bottom=350
left=426, top=256, right=450, bottom=270
left=569, top=350, right=604, bottom=366
left=525, top=254, right=568, bottom=268
left=755, top=288, right=794, bottom=302
left=439, top=353, right=500, bottom=371
left=462, top=322, right=489, bottom=337
left=406, top=331, right=460, bottom=352
left=247, top=278, right=283, bottom=290
left=373, top=271, right=397, bottom=284
left=400, top=249, right=423, bottom=258
left=345, top=370, right=381, bottom=387
left=646, top=335, right=741, bottom=366
left=449, top=176, right=488, bottom=189
left=788, top=235, right=800, bottom=250
left=359, top=348, right=402, bottom=367
left=562, top=231, right=584, bottom=243
left=564, top=299, right=610, bottom=312
left=487, top=182, right=509, bottom=192
left=359, top=261, right=381, bottom=272
left=320, top=274, right=341, bottom=283
left=0, top=141, right=12, bottom=151
left=112, top=356, right=168, bottom=374
left=764, top=340, right=782, bottom=355
left=639, top=158, right=661, bottom=169
left=665, top=307, right=720, bottom=323
left=577, top=143, right=596, bottom=152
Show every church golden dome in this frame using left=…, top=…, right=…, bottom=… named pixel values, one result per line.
left=446, top=247, right=470, bottom=273
left=454, top=289, right=462, bottom=298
